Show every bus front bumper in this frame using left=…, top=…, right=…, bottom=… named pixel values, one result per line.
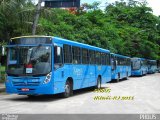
left=5, top=83, right=54, bottom=95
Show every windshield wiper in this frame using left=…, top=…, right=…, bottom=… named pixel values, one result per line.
left=29, top=44, right=42, bottom=62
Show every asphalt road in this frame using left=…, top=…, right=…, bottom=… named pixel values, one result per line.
left=0, top=73, right=160, bottom=114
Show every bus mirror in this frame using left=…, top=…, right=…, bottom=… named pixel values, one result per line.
left=115, top=60, right=118, bottom=66
left=57, top=47, right=61, bottom=56
left=2, top=46, right=6, bottom=56
left=54, top=46, right=61, bottom=56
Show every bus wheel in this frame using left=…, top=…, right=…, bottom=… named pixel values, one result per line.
left=63, top=80, right=72, bottom=98
left=140, top=71, right=143, bottom=76
left=125, top=72, right=128, bottom=80
left=96, top=77, right=101, bottom=89
left=117, top=73, right=120, bottom=82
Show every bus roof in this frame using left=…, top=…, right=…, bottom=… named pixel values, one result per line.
left=131, top=57, right=146, bottom=60
left=147, top=59, right=156, bottom=62
left=11, top=35, right=52, bottom=40
left=10, top=35, right=110, bottom=53
left=53, top=37, right=110, bottom=53
left=111, top=53, right=130, bottom=58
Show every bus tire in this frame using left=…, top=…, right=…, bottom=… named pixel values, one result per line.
left=140, top=71, right=143, bottom=76
left=63, top=80, right=72, bottom=98
left=125, top=72, right=128, bottom=80
left=117, top=73, right=120, bottom=82
left=95, top=76, right=101, bottom=89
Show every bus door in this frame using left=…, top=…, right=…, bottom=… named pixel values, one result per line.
left=111, top=55, right=117, bottom=72
left=53, top=43, right=65, bottom=93
left=88, top=50, right=96, bottom=86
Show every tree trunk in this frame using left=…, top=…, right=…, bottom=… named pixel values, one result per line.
left=32, top=0, right=42, bottom=35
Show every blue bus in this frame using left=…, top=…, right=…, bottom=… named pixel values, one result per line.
left=5, top=36, right=111, bottom=97
left=147, top=60, right=157, bottom=74
left=131, top=58, right=148, bottom=76
left=110, top=53, right=131, bottom=82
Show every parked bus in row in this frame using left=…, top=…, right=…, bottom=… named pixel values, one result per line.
left=5, top=36, right=111, bottom=97
left=131, top=58, right=148, bottom=76
left=111, top=53, right=131, bottom=82
left=147, top=60, right=157, bottom=74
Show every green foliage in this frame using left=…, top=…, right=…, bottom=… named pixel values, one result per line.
left=0, top=0, right=159, bottom=59
left=0, top=0, right=35, bottom=41
left=0, top=66, right=5, bottom=83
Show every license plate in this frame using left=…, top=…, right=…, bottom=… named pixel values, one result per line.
left=21, top=88, right=29, bottom=91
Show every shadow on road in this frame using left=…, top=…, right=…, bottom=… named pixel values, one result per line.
left=7, top=94, right=63, bottom=102
left=5, top=87, right=108, bottom=102
left=108, top=78, right=128, bottom=83
left=108, top=74, right=149, bottom=83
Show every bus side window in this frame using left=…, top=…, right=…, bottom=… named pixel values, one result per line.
left=117, top=56, right=120, bottom=66
left=127, top=58, right=129, bottom=66
left=141, top=60, right=143, bottom=67
left=111, top=55, right=115, bottom=70
left=101, top=53, right=106, bottom=65
left=89, top=50, right=95, bottom=64
left=106, top=53, right=110, bottom=65
left=72, top=46, right=81, bottom=64
left=54, top=46, right=63, bottom=70
left=114, top=56, right=117, bottom=68
left=95, top=52, right=101, bottom=65
left=7, top=48, right=17, bottom=66
left=63, top=44, right=72, bottom=63
left=82, top=48, right=89, bottom=64
left=119, top=57, right=122, bottom=66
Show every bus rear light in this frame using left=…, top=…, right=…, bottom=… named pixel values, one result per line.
left=43, top=72, right=52, bottom=84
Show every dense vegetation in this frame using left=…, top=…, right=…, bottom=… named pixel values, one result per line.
left=0, top=0, right=159, bottom=59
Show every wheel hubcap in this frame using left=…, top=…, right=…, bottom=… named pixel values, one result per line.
left=98, top=80, right=100, bottom=88
left=65, top=84, right=70, bottom=94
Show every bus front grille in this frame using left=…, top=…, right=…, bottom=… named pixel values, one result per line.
left=12, top=82, right=40, bottom=86
left=12, top=78, right=41, bottom=86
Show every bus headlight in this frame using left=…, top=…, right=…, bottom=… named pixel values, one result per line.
left=43, top=72, right=52, bottom=84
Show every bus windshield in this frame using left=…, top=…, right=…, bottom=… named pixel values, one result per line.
left=131, top=60, right=141, bottom=70
left=7, top=46, right=51, bottom=76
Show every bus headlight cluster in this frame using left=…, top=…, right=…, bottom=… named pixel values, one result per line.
left=43, top=72, right=52, bottom=84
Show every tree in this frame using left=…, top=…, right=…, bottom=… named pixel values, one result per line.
left=0, top=0, right=35, bottom=41
left=0, top=0, right=159, bottom=59
left=32, top=0, right=42, bottom=35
